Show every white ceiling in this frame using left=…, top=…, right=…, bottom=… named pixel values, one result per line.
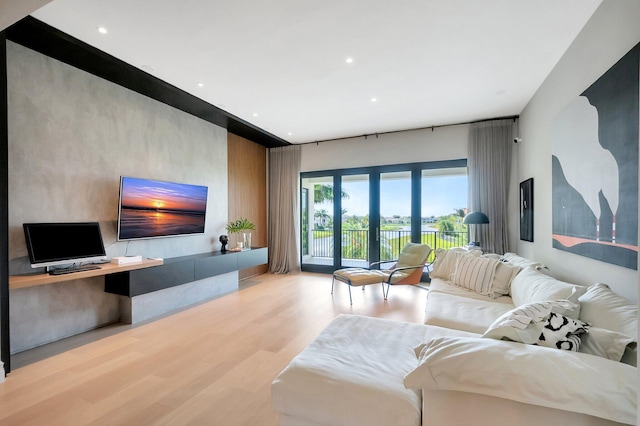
left=30, top=0, right=602, bottom=144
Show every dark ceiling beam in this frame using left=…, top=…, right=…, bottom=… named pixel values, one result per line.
left=5, top=16, right=289, bottom=149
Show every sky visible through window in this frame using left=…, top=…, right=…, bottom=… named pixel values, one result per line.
left=319, top=175, right=468, bottom=218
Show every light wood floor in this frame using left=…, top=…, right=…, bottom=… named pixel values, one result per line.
left=0, top=272, right=428, bottom=425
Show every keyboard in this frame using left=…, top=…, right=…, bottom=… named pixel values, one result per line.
left=49, top=265, right=102, bottom=275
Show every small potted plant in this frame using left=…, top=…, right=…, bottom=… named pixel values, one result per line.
left=225, top=218, right=255, bottom=250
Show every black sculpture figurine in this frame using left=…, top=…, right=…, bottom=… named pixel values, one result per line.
left=219, top=234, right=229, bottom=252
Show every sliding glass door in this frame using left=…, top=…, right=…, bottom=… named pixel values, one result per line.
left=301, top=176, right=335, bottom=268
left=301, top=160, right=467, bottom=273
left=380, top=171, right=412, bottom=262
left=341, top=174, right=370, bottom=267
left=421, top=167, right=469, bottom=254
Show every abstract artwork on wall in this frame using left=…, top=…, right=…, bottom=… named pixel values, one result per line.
left=551, top=42, right=639, bottom=270
left=520, top=178, right=534, bottom=242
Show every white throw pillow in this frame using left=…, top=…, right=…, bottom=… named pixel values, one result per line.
left=490, top=261, right=521, bottom=298
left=429, top=248, right=477, bottom=280
left=578, top=283, right=637, bottom=366
left=500, top=252, right=545, bottom=269
left=510, top=267, right=586, bottom=318
left=450, top=255, right=499, bottom=296
left=483, top=299, right=580, bottom=345
left=578, top=283, right=637, bottom=338
left=579, top=326, right=636, bottom=362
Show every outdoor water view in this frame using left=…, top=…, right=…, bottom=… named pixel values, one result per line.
left=301, top=169, right=468, bottom=268
left=118, top=177, right=208, bottom=240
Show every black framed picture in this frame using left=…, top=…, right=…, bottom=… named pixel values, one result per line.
left=520, top=178, right=534, bottom=242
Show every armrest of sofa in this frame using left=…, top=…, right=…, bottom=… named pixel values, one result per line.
left=404, top=336, right=636, bottom=425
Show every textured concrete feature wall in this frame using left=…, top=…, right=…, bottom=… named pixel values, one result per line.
left=6, top=41, right=229, bottom=353
left=10, top=280, right=120, bottom=352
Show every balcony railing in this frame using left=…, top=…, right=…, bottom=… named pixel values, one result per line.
left=306, top=229, right=467, bottom=263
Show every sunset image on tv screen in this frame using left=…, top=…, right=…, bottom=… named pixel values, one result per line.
left=118, top=177, right=208, bottom=240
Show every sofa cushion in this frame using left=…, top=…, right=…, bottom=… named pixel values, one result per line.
left=271, top=314, right=427, bottom=426
left=404, top=336, right=637, bottom=425
left=425, top=290, right=514, bottom=334
left=510, top=267, right=587, bottom=317
left=483, top=299, right=580, bottom=345
left=429, top=278, right=513, bottom=304
left=450, top=254, right=499, bottom=296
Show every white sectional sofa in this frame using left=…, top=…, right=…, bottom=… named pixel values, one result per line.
left=272, top=250, right=637, bottom=426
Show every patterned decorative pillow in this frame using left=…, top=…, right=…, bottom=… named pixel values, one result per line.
left=450, top=255, right=499, bottom=296
left=483, top=299, right=581, bottom=345
left=430, top=248, right=478, bottom=280
left=537, top=312, right=589, bottom=351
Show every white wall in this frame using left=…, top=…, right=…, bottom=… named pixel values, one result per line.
left=516, top=0, right=640, bottom=302
left=301, top=124, right=469, bottom=172
left=0, top=0, right=52, bottom=32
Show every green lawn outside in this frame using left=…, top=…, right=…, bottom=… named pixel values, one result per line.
left=309, top=229, right=466, bottom=263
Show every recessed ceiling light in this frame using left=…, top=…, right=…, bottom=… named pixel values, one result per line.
left=197, top=82, right=204, bottom=87
left=371, top=97, right=377, bottom=102
left=253, top=113, right=258, bottom=117
left=346, top=57, right=354, bottom=64
left=97, top=26, right=108, bottom=34
left=288, top=132, right=293, bottom=136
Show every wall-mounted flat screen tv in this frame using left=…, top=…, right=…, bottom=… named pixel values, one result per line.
left=117, top=176, right=208, bottom=241
left=24, top=222, right=108, bottom=268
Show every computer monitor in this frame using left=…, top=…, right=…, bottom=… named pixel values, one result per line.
left=23, top=222, right=107, bottom=269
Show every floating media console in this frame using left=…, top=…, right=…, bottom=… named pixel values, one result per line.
left=104, top=248, right=267, bottom=324
left=104, top=248, right=268, bottom=297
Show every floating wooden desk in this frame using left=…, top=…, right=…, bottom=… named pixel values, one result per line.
left=8, top=259, right=164, bottom=290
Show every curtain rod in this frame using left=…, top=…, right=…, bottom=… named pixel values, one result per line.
left=298, top=115, right=519, bottom=146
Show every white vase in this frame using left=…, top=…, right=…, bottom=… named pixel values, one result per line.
left=242, top=232, right=252, bottom=250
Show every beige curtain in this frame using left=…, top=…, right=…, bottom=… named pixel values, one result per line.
left=268, top=145, right=301, bottom=274
left=468, top=119, right=514, bottom=254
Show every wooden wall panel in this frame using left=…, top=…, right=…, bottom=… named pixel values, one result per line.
left=227, top=133, right=268, bottom=279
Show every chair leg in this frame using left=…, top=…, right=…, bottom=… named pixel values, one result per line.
left=333, top=274, right=355, bottom=304
left=384, top=282, right=391, bottom=300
